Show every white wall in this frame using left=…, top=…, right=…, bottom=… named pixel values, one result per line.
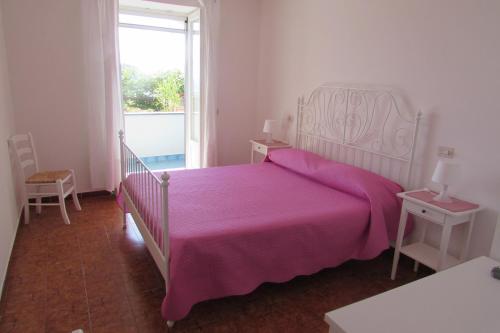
left=2, top=0, right=93, bottom=192
left=0, top=3, right=20, bottom=293
left=124, top=113, right=185, bottom=157
left=216, top=0, right=261, bottom=166
left=257, top=0, right=500, bottom=258
left=491, top=216, right=500, bottom=261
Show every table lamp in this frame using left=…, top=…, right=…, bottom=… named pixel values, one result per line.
left=431, top=160, right=460, bottom=203
left=263, top=120, right=276, bottom=144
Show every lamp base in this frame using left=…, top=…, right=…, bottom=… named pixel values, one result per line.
left=265, top=133, right=273, bottom=144
left=433, top=193, right=453, bottom=203
left=433, top=184, right=453, bottom=203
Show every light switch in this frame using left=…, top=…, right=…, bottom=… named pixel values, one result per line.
left=438, top=146, right=455, bottom=158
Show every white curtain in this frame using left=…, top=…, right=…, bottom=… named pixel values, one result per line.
left=81, top=0, right=124, bottom=192
left=199, top=0, right=220, bottom=167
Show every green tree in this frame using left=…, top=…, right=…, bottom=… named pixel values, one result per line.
left=153, top=70, right=184, bottom=112
left=121, top=65, right=157, bottom=111
left=121, top=66, right=185, bottom=112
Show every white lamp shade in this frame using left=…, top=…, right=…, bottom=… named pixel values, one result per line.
left=263, top=119, right=276, bottom=134
left=432, top=160, right=460, bottom=185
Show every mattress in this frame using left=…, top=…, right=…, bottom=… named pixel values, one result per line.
left=123, top=160, right=396, bottom=320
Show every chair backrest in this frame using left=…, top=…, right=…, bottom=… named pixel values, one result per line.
left=7, top=133, right=39, bottom=181
left=490, top=214, right=500, bottom=261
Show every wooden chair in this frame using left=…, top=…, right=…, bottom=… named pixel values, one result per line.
left=8, top=133, right=82, bottom=224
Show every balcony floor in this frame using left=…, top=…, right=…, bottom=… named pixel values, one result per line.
left=141, top=154, right=185, bottom=171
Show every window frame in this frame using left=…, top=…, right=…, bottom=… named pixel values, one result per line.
left=119, top=8, right=187, bottom=34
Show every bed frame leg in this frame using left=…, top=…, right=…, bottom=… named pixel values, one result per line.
left=119, top=130, right=127, bottom=231
left=122, top=202, right=127, bottom=230
left=167, top=320, right=175, bottom=328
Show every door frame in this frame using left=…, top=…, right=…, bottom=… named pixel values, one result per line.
left=184, top=9, right=202, bottom=169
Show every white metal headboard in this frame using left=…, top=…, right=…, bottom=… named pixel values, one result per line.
left=296, top=84, right=422, bottom=189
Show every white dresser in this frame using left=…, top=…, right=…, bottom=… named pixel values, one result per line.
left=325, top=256, right=500, bottom=333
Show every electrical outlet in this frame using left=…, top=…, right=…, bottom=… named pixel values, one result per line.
left=438, top=146, right=455, bottom=158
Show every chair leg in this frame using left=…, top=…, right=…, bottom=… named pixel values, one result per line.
left=36, top=186, right=42, bottom=214
left=35, top=197, right=42, bottom=214
left=70, top=170, right=82, bottom=211
left=57, top=179, right=71, bottom=225
left=24, top=198, right=30, bottom=224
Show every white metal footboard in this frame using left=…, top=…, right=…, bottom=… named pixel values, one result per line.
left=118, top=130, right=170, bottom=282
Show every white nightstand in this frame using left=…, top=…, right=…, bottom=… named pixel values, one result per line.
left=391, top=189, right=482, bottom=280
left=249, top=139, right=291, bottom=163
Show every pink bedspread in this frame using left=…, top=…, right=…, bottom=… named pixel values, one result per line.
left=122, top=152, right=406, bottom=321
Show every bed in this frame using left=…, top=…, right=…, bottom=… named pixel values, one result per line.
left=118, top=84, right=422, bottom=325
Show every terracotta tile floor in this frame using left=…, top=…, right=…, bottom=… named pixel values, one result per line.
left=0, top=195, right=432, bottom=333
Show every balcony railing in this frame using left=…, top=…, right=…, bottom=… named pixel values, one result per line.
left=124, top=112, right=185, bottom=170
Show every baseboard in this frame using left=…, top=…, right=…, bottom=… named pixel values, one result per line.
left=0, top=205, right=23, bottom=303
left=80, top=190, right=112, bottom=198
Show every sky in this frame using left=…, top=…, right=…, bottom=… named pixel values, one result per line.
left=118, top=26, right=186, bottom=75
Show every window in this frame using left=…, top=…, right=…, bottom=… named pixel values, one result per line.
left=118, top=3, right=201, bottom=170
left=119, top=13, right=186, bottom=113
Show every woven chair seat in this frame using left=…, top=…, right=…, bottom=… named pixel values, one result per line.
left=26, top=170, right=71, bottom=184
